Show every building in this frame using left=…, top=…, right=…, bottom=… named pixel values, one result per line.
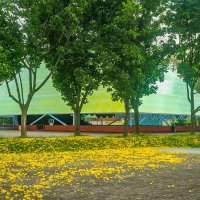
left=0, top=67, right=199, bottom=129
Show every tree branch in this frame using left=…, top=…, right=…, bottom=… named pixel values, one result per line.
left=80, top=90, right=90, bottom=110
left=51, top=35, right=71, bottom=73
left=186, top=83, right=191, bottom=103
left=5, top=80, right=21, bottom=106
left=40, top=46, right=54, bottom=57
left=25, top=62, right=33, bottom=93
left=29, top=67, right=33, bottom=92
left=33, top=68, right=37, bottom=90
left=18, top=73, right=24, bottom=104
left=22, top=59, right=35, bottom=93
left=34, top=71, right=52, bottom=93
left=14, top=74, right=22, bottom=103
left=25, top=68, right=48, bottom=107
left=71, top=104, right=75, bottom=111
left=194, top=106, right=200, bottom=114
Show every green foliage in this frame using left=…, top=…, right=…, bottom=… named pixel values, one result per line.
left=0, top=135, right=199, bottom=154
left=47, top=1, right=105, bottom=135
left=195, top=79, right=200, bottom=94
left=102, top=0, right=167, bottom=105
left=0, top=2, right=23, bottom=81
left=130, top=0, right=167, bottom=103
left=165, top=0, right=200, bottom=133
left=174, top=119, right=191, bottom=126
left=0, top=0, right=91, bottom=137
left=52, top=28, right=101, bottom=111
left=101, top=0, right=141, bottom=102
left=99, top=0, right=167, bottom=134
left=165, top=0, right=200, bottom=89
left=178, top=63, right=200, bottom=90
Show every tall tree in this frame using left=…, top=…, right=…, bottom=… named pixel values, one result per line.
left=0, top=0, right=81, bottom=137
left=49, top=0, right=129, bottom=136
left=177, top=63, right=200, bottom=132
left=129, top=0, right=167, bottom=134
left=51, top=30, right=101, bottom=136
left=107, top=71, right=135, bottom=136
left=165, top=0, right=200, bottom=133
left=130, top=61, right=165, bottom=134
left=46, top=0, right=100, bottom=136
left=102, top=0, right=166, bottom=136
left=101, top=0, right=142, bottom=136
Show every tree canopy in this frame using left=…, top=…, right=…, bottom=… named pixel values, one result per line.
left=101, top=0, right=167, bottom=135
left=1, top=0, right=199, bottom=136
left=51, top=6, right=102, bottom=135
left=0, top=1, right=22, bottom=81
left=0, top=0, right=87, bottom=137
left=165, top=0, right=200, bottom=133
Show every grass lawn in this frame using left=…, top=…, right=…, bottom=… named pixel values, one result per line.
left=0, top=135, right=200, bottom=200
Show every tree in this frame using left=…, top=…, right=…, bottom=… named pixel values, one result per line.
left=130, top=60, right=165, bottom=134
left=51, top=31, right=101, bottom=136
left=100, top=0, right=142, bottom=136
left=165, top=0, right=200, bottom=133
left=102, top=0, right=166, bottom=136
left=129, top=0, right=167, bottom=134
left=107, top=71, right=135, bottom=136
left=45, top=0, right=104, bottom=136
left=83, top=0, right=138, bottom=136
left=48, top=0, right=131, bottom=136
left=0, top=0, right=81, bottom=137
left=178, top=63, right=200, bottom=133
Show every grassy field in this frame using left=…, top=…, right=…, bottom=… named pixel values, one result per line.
left=0, top=134, right=199, bottom=154
left=0, top=135, right=200, bottom=200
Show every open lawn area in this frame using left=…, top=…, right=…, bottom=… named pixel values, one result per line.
left=0, top=135, right=200, bottom=200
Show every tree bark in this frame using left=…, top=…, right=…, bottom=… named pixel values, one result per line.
left=134, top=102, right=140, bottom=134
left=74, top=109, right=81, bottom=136
left=190, top=88, right=196, bottom=134
left=123, top=101, right=130, bottom=137
left=21, top=107, right=28, bottom=138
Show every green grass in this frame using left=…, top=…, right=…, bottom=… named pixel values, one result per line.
left=0, top=134, right=199, bottom=154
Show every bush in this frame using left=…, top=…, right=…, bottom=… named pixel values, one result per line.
left=174, top=119, right=191, bottom=126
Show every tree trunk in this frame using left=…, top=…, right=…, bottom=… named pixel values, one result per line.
left=74, top=109, right=81, bottom=136
left=21, top=107, right=28, bottom=138
left=190, top=90, right=196, bottom=134
left=123, top=101, right=130, bottom=137
left=191, top=111, right=196, bottom=134
left=134, top=102, right=140, bottom=134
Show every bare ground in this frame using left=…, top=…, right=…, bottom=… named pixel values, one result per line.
left=41, top=155, right=200, bottom=200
